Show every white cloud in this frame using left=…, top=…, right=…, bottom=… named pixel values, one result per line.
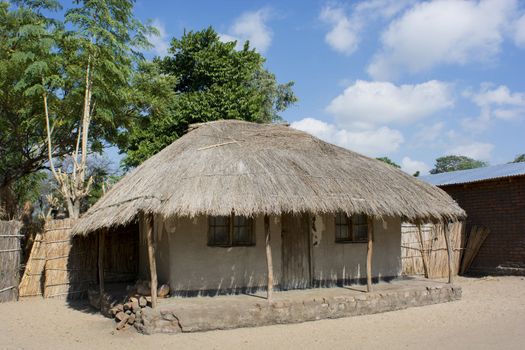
left=354, top=0, right=416, bottom=19
left=414, top=122, right=444, bottom=143
left=219, top=9, right=273, bottom=53
left=401, top=157, right=430, bottom=176
left=515, top=13, right=525, bottom=48
left=319, top=5, right=360, bottom=55
left=448, top=142, right=494, bottom=160
left=326, top=80, right=454, bottom=128
left=319, top=1, right=414, bottom=55
left=462, top=84, right=525, bottom=131
left=290, top=118, right=404, bottom=157
left=147, top=19, right=170, bottom=57
left=471, top=85, right=525, bottom=108
left=368, top=0, right=518, bottom=80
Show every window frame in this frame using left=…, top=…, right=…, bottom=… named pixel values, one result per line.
left=207, top=213, right=255, bottom=247
left=334, top=212, right=369, bottom=244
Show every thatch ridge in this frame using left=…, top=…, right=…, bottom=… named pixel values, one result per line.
left=73, top=120, right=465, bottom=235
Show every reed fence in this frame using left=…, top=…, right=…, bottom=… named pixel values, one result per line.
left=0, top=220, right=22, bottom=302
left=19, top=219, right=138, bottom=299
left=401, top=222, right=466, bottom=278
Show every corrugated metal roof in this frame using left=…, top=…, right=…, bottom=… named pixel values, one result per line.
left=420, top=162, right=525, bottom=186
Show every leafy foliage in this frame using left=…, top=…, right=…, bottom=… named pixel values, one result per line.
left=1, top=0, right=152, bottom=217
left=0, top=0, right=66, bottom=216
left=511, top=154, right=525, bottom=163
left=121, top=27, right=298, bottom=167
left=429, top=155, right=488, bottom=174
left=376, top=157, right=401, bottom=168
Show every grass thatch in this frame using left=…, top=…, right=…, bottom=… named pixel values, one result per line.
left=73, top=120, right=465, bottom=235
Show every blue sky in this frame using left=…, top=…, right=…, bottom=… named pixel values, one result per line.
left=126, top=0, right=525, bottom=174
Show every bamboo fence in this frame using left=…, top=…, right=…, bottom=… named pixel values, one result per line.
left=401, top=222, right=466, bottom=278
left=0, top=220, right=22, bottom=302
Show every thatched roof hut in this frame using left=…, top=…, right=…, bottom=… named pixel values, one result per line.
left=73, top=120, right=464, bottom=235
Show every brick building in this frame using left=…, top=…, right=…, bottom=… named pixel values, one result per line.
left=422, top=163, right=525, bottom=275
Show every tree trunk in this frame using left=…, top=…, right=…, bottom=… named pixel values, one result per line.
left=98, top=229, right=105, bottom=304
left=146, top=214, right=158, bottom=308
left=366, top=217, right=374, bottom=292
left=0, top=181, right=17, bottom=220
left=264, top=215, right=274, bottom=303
left=66, top=199, right=80, bottom=219
left=443, top=221, right=454, bottom=284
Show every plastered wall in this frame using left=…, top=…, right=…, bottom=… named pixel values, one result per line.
left=311, top=215, right=402, bottom=284
left=146, top=214, right=282, bottom=294
left=139, top=213, right=402, bottom=293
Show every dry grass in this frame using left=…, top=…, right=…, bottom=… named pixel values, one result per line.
left=73, top=120, right=465, bottom=235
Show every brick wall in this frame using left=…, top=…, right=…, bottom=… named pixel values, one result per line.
left=441, top=175, right=525, bottom=275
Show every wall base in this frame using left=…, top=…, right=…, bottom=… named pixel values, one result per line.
left=136, top=280, right=461, bottom=334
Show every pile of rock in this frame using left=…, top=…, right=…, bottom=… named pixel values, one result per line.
left=111, top=295, right=150, bottom=330
left=108, top=281, right=171, bottom=330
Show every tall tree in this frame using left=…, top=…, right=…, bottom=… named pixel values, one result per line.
left=0, top=0, right=66, bottom=218
left=429, top=155, right=488, bottom=174
left=38, top=0, right=151, bottom=217
left=121, top=27, right=298, bottom=167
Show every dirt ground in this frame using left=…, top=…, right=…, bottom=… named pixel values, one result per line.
left=1, top=276, right=524, bottom=350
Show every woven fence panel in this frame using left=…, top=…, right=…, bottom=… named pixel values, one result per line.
left=401, top=222, right=466, bottom=278
left=43, top=219, right=97, bottom=299
left=0, top=220, right=22, bottom=302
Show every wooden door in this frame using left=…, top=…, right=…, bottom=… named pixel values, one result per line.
left=281, top=213, right=311, bottom=290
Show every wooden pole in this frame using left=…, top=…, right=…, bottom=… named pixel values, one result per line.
left=443, top=220, right=454, bottom=284
left=98, top=229, right=105, bottom=303
left=417, top=224, right=430, bottom=279
left=366, top=217, right=374, bottom=292
left=146, top=213, right=158, bottom=308
left=264, top=215, right=274, bottom=303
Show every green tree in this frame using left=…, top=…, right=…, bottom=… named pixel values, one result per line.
left=1, top=0, right=153, bottom=218
left=38, top=0, right=152, bottom=217
left=511, top=154, right=525, bottom=163
left=376, top=157, right=401, bottom=168
left=0, top=0, right=68, bottom=218
left=122, top=27, right=298, bottom=167
left=429, top=155, right=488, bottom=174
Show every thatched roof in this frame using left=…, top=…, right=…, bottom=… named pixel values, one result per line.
left=73, top=120, right=465, bottom=235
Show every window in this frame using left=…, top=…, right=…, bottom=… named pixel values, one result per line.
left=335, top=213, right=368, bottom=243
left=208, top=214, right=255, bottom=247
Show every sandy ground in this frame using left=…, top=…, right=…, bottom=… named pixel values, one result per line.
left=0, top=276, right=524, bottom=350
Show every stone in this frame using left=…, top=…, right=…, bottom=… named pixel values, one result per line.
left=158, top=284, right=170, bottom=298
left=139, top=296, right=147, bottom=307
left=115, top=311, right=128, bottom=322
left=131, top=300, right=140, bottom=313
left=136, top=284, right=462, bottom=335
left=136, top=281, right=151, bottom=296
left=116, top=318, right=128, bottom=330
left=127, top=314, right=136, bottom=325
